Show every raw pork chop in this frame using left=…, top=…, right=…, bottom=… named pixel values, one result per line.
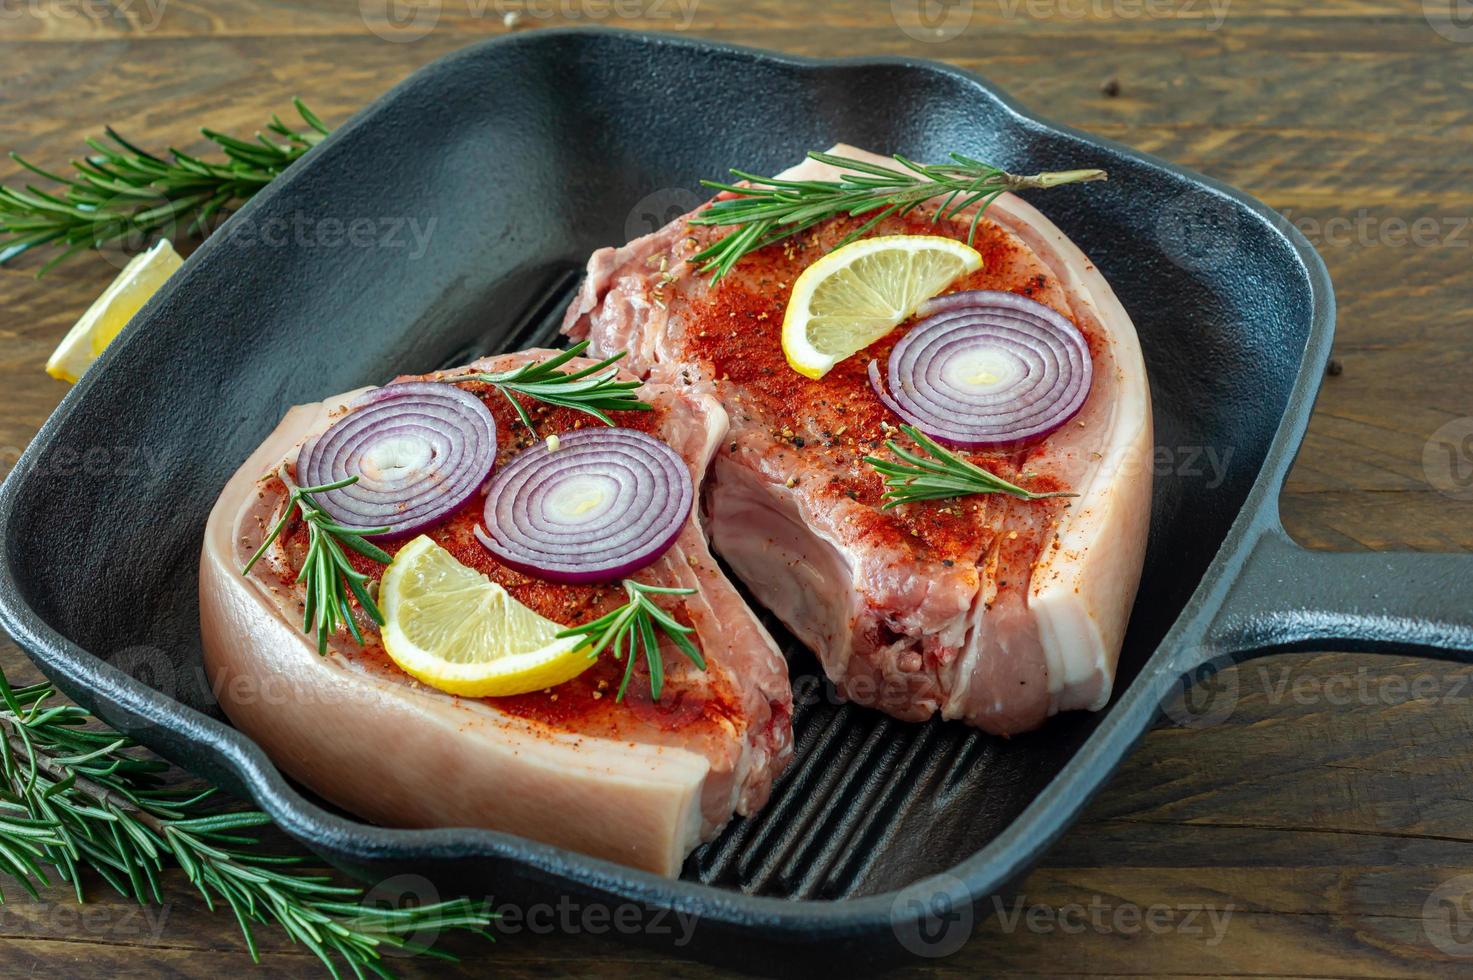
left=564, top=146, right=1152, bottom=735
left=199, top=351, right=793, bottom=876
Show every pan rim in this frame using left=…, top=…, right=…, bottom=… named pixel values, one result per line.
left=0, top=25, right=1335, bottom=934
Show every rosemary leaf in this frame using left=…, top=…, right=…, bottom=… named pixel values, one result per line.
left=0, top=99, right=329, bottom=273
left=864, top=425, right=1077, bottom=509
left=0, top=672, right=494, bottom=976
left=555, top=580, right=703, bottom=702
left=241, top=471, right=390, bottom=655
left=441, top=341, right=651, bottom=436
left=689, top=150, right=1106, bottom=280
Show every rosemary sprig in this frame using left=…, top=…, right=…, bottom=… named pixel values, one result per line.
left=0, top=671, right=493, bottom=978
left=444, top=341, right=651, bottom=435
left=0, top=99, right=330, bottom=273
left=688, top=150, right=1107, bottom=280
left=242, top=471, right=391, bottom=655
left=864, top=425, right=1077, bottom=509
left=556, top=581, right=705, bottom=702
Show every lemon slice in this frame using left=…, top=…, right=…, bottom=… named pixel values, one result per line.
left=781, top=235, right=983, bottom=379
left=45, top=239, right=183, bottom=383
left=379, top=535, right=592, bottom=697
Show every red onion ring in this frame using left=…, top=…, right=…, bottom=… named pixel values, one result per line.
left=476, top=428, right=692, bottom=584
left=296, top=382, right=497, bottom=538
left=868, top=290, right=1092, bottom=448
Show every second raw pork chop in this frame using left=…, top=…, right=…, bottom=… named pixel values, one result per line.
left=564, top=146, right=1152, bottom=735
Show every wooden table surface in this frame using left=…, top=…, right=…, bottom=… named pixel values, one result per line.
left=4, top=1, right=1473, bottom=976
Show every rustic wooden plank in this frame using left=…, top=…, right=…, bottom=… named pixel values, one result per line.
left=4, top=0, right=1473, bottom=976
left=0, top=0, right=1448, bottom=43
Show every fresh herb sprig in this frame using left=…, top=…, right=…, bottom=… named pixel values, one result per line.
left=242, top=471, right=391, bottom=655
left=556, top=581, right=705, bottom=702
left=445, top=341, right=651, bottom=435
left=688, top=151, right=1107, bottom=280
left=0, top=99, right=330, bottom=273
left=864, top=425, right=1077, bottom=509
left=0, top=672, right=493, bottom=978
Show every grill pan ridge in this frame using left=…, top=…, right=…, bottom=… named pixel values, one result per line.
left=4, top=28, right=1473, bottom=972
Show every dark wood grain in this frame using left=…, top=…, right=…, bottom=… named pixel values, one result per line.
left=3, top=1, right=1473, bottom=976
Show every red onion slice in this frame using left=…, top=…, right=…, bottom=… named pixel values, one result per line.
left=477, top=428, right=692, bottom=584
left=296, top=382, right=497, bottom=538
left=869, top=290, right=1093, bottom=448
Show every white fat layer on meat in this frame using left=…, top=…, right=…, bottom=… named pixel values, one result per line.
left=985, top=191, right=1152, bottom=714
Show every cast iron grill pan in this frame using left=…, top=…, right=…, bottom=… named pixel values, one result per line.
left=4, top=29, right=1472, bottom=971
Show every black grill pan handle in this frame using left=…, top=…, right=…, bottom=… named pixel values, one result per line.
left=1206, top=524, right=1473, bottom=660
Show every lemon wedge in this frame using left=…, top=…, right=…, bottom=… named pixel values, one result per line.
left=781, top=235, right=982, bottom=379
left=45, top=239, right=183, bottom=383
left=379, top=535, right=592, bottom=697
